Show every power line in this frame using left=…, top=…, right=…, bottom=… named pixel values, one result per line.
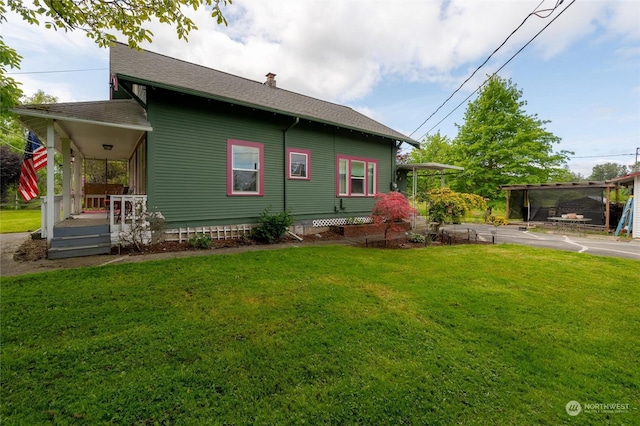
left=416, top=0, right=577, bottom=142
left=570, top=153, right=634, bottom=159
left=409, top=0, right=570, bottom=140
left=6, top=68, right=107, bottom=75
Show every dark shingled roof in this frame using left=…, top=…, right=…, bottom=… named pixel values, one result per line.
left=110, top=42, right=417, bottom=147
left=14, top=99, right=151, bottom=129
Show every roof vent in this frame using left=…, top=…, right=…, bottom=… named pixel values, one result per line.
left=264, top=72, right=277, bottom=88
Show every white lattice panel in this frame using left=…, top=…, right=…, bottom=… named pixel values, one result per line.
left=312, top=217, right=373, bottom=227
left=163, top=224, right=253, bottom=242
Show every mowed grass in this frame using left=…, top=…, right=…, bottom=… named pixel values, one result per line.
left=2, top=245, right=639, bottom=424
left=0, top=209, right=41, bottom=233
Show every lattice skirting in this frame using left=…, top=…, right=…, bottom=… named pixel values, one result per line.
left=163, top=224, right=254, bottom=242
left=163, top=218, right=374, bottom=242
left=312, top=217, right=373, bottom=227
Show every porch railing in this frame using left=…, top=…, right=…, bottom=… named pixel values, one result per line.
left=40, top=195, right=64, bottom=238
left=108, top=194, right=148, bottom=234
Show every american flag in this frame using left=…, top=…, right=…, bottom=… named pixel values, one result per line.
left=19, top=131, right=47, bottom=202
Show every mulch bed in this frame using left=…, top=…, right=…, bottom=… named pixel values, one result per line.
left=12, top=230, right=489, bottom=262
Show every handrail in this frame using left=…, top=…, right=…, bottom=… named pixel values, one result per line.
left=109, top=194, right=148, bottom=233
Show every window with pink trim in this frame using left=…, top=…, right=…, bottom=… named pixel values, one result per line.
left=336, top=155, right=378, bottom=197
left=227, top=139, right=264, bottom=196
left=287, top=148, right=311, bottom=180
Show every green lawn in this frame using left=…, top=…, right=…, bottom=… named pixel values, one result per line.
left=2, top=245, right=639, bottom=424
left=0, top=209, right=41, bottom=233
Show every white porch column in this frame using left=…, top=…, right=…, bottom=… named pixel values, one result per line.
left=74, top=152, right=83, bottom=214
left=62, top=138, right=71, bottom=219
left=46, top=120, right=55, bottom=244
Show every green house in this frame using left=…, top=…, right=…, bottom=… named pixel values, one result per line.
left=13, top=42, right=417, bottom=253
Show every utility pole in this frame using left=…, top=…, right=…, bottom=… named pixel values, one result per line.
left=636, top=147, right=639, bottom=172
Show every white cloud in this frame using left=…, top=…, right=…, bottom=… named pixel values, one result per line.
left=121, top=0, right=636, bottom=104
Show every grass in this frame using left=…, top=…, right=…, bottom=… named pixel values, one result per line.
left=2, top=245, right=639, bottom=424
left=0, top=209, right=41, bottom=233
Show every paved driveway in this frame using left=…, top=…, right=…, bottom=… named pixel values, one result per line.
left=440, top=224, right=640, bottom=261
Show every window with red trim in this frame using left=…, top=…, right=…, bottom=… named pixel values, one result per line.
left=227, top=139, right=264, bottom=196
left=287, top=148, right=311, bottom=180
left=336, top=155, right=377, bottom=197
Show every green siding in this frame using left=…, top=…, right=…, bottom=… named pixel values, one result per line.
left=146, top=89, right=397, bottom=228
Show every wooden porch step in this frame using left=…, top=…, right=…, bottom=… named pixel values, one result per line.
left=50, top=234, right=111, bottom=248
left=48, top=243, right=111, bottom=259
left=49, top=223, right=111, bottom=259
left=53, top=224, right=109, bottom=237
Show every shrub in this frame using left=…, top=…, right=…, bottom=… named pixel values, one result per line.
left=252, top=208, right=294, bottom=244
left=488, top=215, right=509, bottom=226
left=371, top=192, right=417, bottom=240
left=409, top=233, right=426, bottom=243
left=420, top=188, right=487, bottom=224
left=188, top=233, right=212, bottom=249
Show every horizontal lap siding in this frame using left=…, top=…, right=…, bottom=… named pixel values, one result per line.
left=285, top=124, right=395, bottom=220
left=333, top=130, right=395, bottom=216
left=284, top=125, right=335, bottom=217
left=147, top=92, right=284, bottom=228
left=146, top=90, right=397, bottom=228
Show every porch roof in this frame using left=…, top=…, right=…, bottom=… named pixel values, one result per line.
left=11, top=99, right=151, bottom=161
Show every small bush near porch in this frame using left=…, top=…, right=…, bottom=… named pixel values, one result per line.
left=2, top=245, right=638, bottom=424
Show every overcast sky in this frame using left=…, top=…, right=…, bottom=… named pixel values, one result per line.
left=5, top=0, right=640, bottom=177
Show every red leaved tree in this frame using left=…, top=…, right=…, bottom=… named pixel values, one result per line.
left=371, top=192, right=417, bottom=241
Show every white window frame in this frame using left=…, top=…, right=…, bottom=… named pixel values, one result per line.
left=336, top=155, right=378, bottom=197
left=287, top=148, right=311, bottom=180
left=227, top=139, right=264, bottom=196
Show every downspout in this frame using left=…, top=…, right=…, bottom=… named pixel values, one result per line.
left=393, top=141, right=401, bottom=191
left=283, top=117, right=299, bottom=211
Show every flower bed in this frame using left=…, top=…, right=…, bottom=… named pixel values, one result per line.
left=331, top=221, right=410, bottom=237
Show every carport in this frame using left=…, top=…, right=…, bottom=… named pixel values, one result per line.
left=500, top=181, right=617, bottom=230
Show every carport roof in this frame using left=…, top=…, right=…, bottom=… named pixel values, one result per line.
left=500, top=181, right=615, bottom=190
left=397, top=162, right=464, bottom=171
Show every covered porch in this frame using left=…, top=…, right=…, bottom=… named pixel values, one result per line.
left=11, top=100, right=152, bottom=256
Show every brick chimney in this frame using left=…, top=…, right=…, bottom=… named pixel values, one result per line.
left=264, top=72, right=277, bottom=88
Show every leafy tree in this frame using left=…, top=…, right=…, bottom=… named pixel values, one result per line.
left=84, top=159, right=128, bottom=185
left=588, top=162, right=628, bottom=181
left=371, top=192, right=417, bottom=241
left=1, top=90, right=59, bottom=202
left=1, top=0, right=232, bottom=112
left=405, top=132, right=455, bottom=194
left=549, top=165, right=586, bottom=182
left=408, top=132, right=453, bottom=165
left=0, top=145, right=22, bottom=203
left=24, top=89, right=58, bottom=105
left=0, top=36, right=23, bottom=114
left=450, top=75, right=570, bottom=202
